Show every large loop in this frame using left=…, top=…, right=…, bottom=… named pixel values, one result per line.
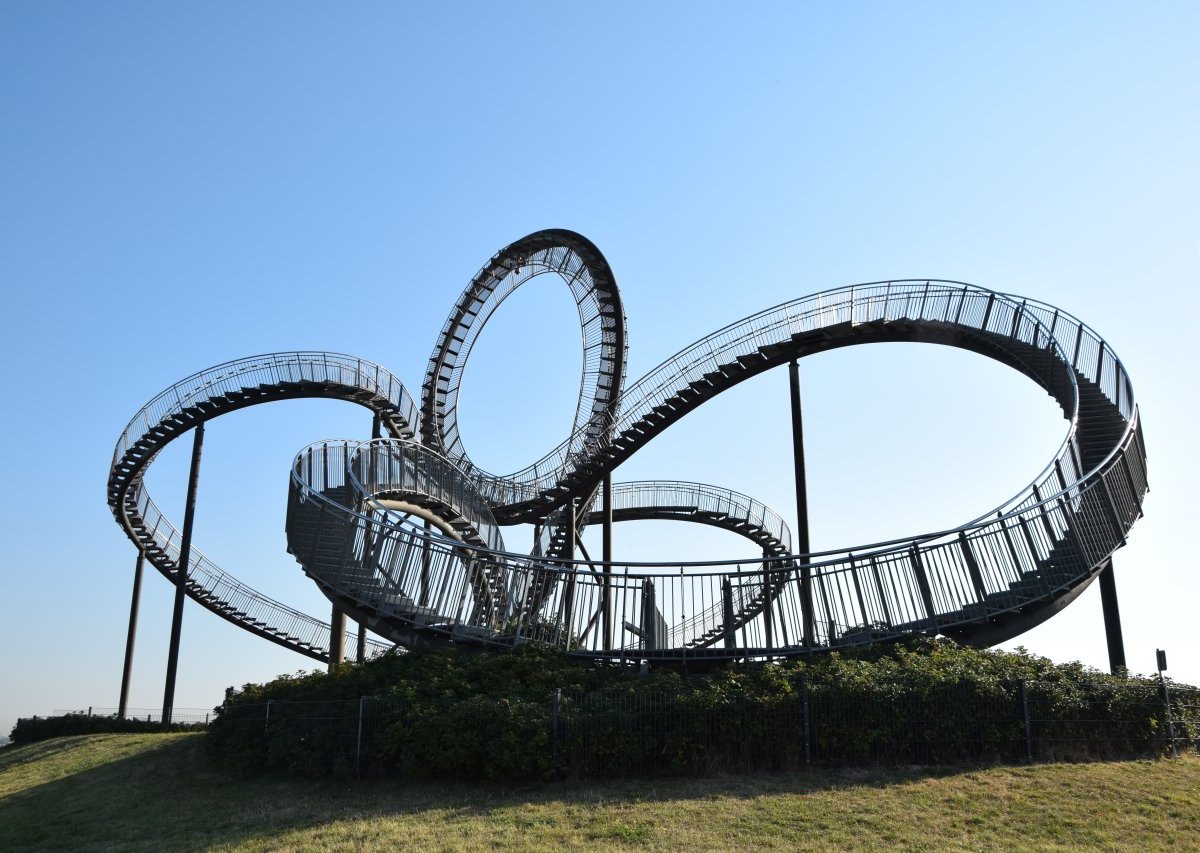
left=420, top=229, right=626, bottom=498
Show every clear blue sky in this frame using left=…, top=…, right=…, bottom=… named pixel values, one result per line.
left=2, top=2, right=1197, bottom=735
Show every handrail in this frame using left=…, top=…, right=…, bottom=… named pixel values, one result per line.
left=108, top=352, right=417, bottom=662
left=111, top=232, right=1146, bottom=666
left=280, top=277, right=1145, bottom=657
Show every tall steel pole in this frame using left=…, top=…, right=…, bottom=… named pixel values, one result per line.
left=602, top=473, right=613, bottom=652
left=789, top=360, right=815, bottom=647
left=355, top=413, right=381, bottom=665
left=162, top=421, right=204, bottom=725
left=1098, top=559, right=1126, bottom=673
left=118, top=551, right=145, bottom=719
left=329, top=606, right=346, bottom=670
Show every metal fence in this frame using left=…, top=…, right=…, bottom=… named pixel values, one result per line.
left=212, top=680, right=1200, bottom=780
left=54, top=707, right=214, bottom=724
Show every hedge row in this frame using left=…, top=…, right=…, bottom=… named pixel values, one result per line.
left=9, top=713, right=207, bottom=745
left=204, top=639, right=1199, bottom=780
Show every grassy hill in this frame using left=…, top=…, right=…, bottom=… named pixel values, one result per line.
left=1, top=733, right=1197, bottom=851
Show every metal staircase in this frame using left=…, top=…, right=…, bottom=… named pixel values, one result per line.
left=108, top=353, right=418, bottom=662
left=110, top=233, right=1148, bottom=668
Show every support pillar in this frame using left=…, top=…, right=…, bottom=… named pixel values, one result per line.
left=329, top=605, right=346, bottom=670
left=560, top=499, right=579, bottom=648
left=602, top=474, right=613, bottom=652
left=1098, top=559, right=1126, bottom=673
left=789, top=360, right=815, bottom=646
left=420, top=518, right=431, bottom=607
left=355, top=412, right=381, bottom=664
left=162, top=421, right=204, bottom=725
left=118, top=552, right=145, bottom=719
left=762, top=548, right=774, bottom=650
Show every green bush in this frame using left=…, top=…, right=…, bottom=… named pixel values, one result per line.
left=205, top=639, right=1197, bottom=781
left=9, top=713, right=207, bottom=745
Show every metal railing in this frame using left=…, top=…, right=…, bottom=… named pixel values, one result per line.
left=108, top=272, right=1145, bottom=666
left=108, top=352, right=418, bottom=661
left=283, top=282, right=1145, bottom=659
left=55, top=706, right=214, bottom=725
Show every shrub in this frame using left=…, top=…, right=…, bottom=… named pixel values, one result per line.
left=205, top=639, right=1197, bottom=781
left=9, top=713, right=206, bottom=745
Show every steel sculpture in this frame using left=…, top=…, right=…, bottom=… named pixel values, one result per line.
left=109, top=230, right=1147, bottom=717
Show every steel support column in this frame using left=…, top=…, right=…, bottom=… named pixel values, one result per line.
left=118, top=551, right=145, bottom=719
left=162, top=421, right=204, bottom=725
left=329, top=605, right=346, bottom=670
left=789, top=359, right=815, bottom=646
left=1098, top=559, right=1126, bottom=673
left=561, top=499, right=579, bottom=648
left=602, top=474, right=613, bottom=652
left=355, top=413, right=380, bottom=664
left=420, top=518, right=431, bottom=607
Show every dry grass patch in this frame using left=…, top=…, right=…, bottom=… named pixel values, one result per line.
left=1, top=734, right=1197, bottom=851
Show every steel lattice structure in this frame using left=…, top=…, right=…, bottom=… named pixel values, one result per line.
left=109, top=229, right=1147, bottom=669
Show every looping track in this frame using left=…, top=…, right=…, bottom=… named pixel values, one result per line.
left=108, top=230, right=1147, bottom=664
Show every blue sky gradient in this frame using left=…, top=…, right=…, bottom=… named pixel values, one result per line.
left=2, top=2, right=1197, bottom=734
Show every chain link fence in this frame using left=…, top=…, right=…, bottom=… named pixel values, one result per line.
left=53, top=707, right=214, bottom=724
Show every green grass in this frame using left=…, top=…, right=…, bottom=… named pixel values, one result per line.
left=1, top=734, right=1198, bottom=851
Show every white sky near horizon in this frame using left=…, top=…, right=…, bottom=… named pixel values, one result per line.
left=1, top=2, right=1198, bottom=736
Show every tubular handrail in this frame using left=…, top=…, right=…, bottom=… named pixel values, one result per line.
left=108, top=352, right=417, bottom=662
left=278, top=276, right=1144, bottom=658
left=443, top=283, right=1119, bottom=530
left=110, top=232, right=1146, bottom=665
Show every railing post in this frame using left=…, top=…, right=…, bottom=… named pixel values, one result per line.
left=958, top=532, right=988, bottom=604
left=869, top=555, right=892, bottom=627
left=802, top=678, right=811, bottom=767
left=356, top=696, right=367, bottom=778
left=551, top=688, right=562, bottom=780
left=909, top=544, right=936, bottom=630
left=1158, top=652, right=1178, bottom=758
left=1019, top=679, right=1033, bottom=763
left=722, top=577, right=736, bottom=650
left=981, top=292, right=995, bottom=332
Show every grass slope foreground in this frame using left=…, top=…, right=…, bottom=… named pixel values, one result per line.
left=2, top=733, right=1199, bottom=851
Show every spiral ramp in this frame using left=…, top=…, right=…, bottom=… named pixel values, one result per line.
left=108, top=354, right=419, bottom=662
left=110, top=231, right=1147, bottom=666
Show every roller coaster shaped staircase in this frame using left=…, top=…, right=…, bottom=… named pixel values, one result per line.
left=108, top=230, right=1147, bottom=666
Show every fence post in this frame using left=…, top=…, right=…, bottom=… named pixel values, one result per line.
left=265, top=700, right=272, bottom=736
left=552, top=688, right=562, bottom=780
left=356, top=697, right=367, bottom=779
left=802, top=678, right=811, bottom=767
left=1160, top=678, right=1178, bottom=759
left=88, top=707, right=93, bottom=718
left=1019, top=680, right=1033, bottom=763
